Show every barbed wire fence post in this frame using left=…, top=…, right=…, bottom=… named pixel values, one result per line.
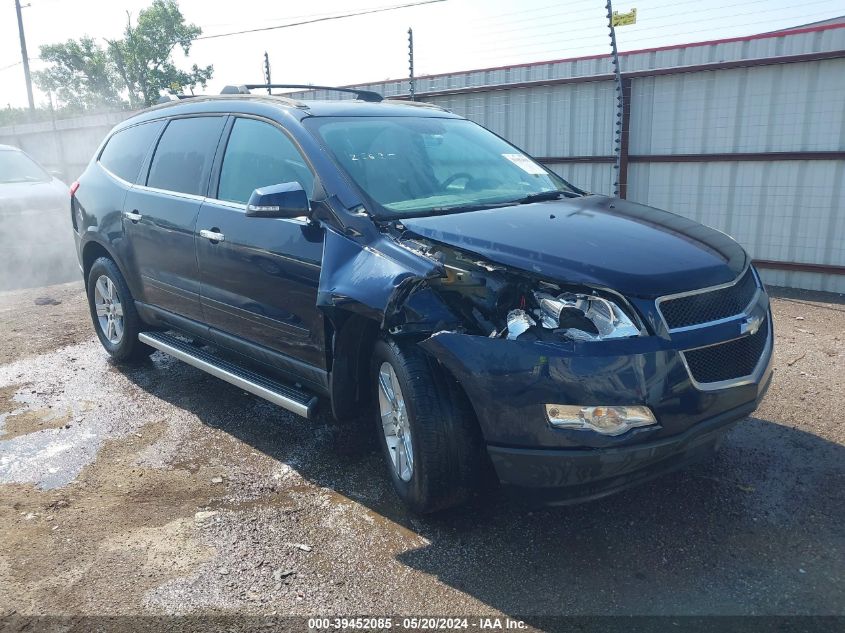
left=408, top=27, right=416, bottom=101
left=606, top=0, right=624, bottom=198
left=263, top=51, right=272, bottom=94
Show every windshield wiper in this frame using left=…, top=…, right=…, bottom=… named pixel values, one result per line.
left=512, top=190, right=571, bottom=204
left=429, top=202, right=514, bottom=214
left=426, top=191, right=577, bottom=214
left=379, top=190, right=580, bottom=219
left=387, top=201, right=515, bottom=218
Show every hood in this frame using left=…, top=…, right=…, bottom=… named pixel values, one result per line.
left=399, top=195, right=748, bottom=298
left=0, top=178, right=67, bottom=215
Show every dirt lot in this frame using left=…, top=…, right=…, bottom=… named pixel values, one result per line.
left=0, top=281, right=843, bottom=624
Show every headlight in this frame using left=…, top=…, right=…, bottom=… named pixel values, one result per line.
left=532, top=290, right=640, bottom=341
left=545, top=405, right=657, bottom=435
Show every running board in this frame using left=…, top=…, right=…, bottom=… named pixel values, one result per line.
left=138, top=331, right=318, bottom=419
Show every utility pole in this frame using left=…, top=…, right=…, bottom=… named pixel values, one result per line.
left=263, top=51, right=272, bottom=94
left=606, top=0, right=623, bottom=197
left=407, top=27, right=415, bottom=101
left=14, top=0, right=35, bottom=111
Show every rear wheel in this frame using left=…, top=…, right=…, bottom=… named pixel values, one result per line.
left=86, top=257, right=153, bottom=362
left=372, top=336, right=483, bottom=513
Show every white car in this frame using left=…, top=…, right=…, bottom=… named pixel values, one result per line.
left=0, top=145, right=78, bottom=291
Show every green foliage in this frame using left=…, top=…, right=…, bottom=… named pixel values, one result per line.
left=109, top=0, right=213, bottom=107
left=34, top=0, right=212, bottom=110
left=34, top=37, right=123, bottom=109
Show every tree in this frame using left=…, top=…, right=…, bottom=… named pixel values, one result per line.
left=34, top=37, right=123, bottom=110
left=34, top=0, right=212, bottom=110
left=109, top=0, right=213, bottom=107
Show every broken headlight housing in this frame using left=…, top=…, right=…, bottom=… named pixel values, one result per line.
left=531, top=290, right=641, bottom=341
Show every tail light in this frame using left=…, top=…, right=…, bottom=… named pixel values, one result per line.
left=70, top=181, right=80, bottom=230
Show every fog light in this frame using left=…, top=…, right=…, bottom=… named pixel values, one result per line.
left=545, top=405, right=657, bottom=436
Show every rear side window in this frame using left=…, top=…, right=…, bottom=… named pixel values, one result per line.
left=217, top=118, right=314, bottom=204
left=146, top=117, right=225, bottom=196
left=98, top=121, right=164, bottom=183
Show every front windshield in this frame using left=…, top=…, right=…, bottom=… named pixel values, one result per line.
left=304, top=116, right=578, bottom=217
left=0, top=150, right=50, bottom=184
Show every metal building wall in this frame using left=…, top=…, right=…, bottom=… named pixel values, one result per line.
left=628, top=60, right=845, bottom=155
left=345, top=22, right=845, bottom=96
left=425, top=82, right=618, bottom=195
left=627, top=58, right=845, bottom=293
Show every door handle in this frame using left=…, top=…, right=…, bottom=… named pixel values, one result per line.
left=199, top=229, right=225, bottom=243
left=123, top=210, right=142, bottom=223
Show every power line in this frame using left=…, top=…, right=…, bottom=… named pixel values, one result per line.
left=415, top=5, right=840, bottom=64
left=197, top=0, right=446, bottom=41
left=0, top=56, right=44, bottom=73
left=444, top=0, right=794, bottom=42
left=204, top=1, right=431, bottom=28
left=422, top=0, right=835, bottom=52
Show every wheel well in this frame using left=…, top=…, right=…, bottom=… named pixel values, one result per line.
left=81, top=241, right=112, bottom=287
left=328, top=313, right=380, bottom=421
left=327, top=314, right=481, bottom=440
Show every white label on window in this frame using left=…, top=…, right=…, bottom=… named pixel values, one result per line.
left=502, top=153, right=547, bottom=175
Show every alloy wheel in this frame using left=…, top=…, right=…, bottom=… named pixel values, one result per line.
left=377, top=361, right=414, bottom=482
left=93, top=275, right=124, bottom=344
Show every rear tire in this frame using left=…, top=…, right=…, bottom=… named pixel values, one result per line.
left=86, top=257, right=153, bottom=362
left=372, top=336, right=483, bottom=513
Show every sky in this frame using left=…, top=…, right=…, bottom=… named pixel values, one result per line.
left=1, top=0, right=843, bottom=109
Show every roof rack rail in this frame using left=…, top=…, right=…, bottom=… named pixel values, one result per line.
left=156, top=94, right=199, bottom=104
left=384, top=99, right=447, bottom=111
left=220, top=84, right=383, bottom=103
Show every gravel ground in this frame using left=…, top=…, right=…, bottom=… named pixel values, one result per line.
left=0, top=282, right=843, bottom=623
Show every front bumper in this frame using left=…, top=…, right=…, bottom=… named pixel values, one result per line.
left=488, top=388, right=767, bottom=505
left=418, top=293, right=773, bottom=503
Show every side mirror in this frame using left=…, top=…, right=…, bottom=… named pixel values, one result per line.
left=246, top=182, right=310, bottom=219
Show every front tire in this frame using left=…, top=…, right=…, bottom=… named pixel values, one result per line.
left=372, top=337, right=483, bottom=513
left=86, top=257, right=153, bottom=362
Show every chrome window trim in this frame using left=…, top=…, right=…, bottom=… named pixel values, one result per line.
left=656, top=262, right=758, bottom=332
left=679, top=313, right=772, bottom=392
left=102, top=163, right=209, bottom=204
left=99, top=163, right=136, bottom=189
left=209, top=198, right=247, bottom=211
left=132, top=182, right=207, bottom=202
left=203, top=197, right=311, bottom=225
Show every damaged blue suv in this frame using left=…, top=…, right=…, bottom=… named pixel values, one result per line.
left=72, top=85, right=773, bottom=512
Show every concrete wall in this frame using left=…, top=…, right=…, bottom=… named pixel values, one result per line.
left=0, top=110, right=134, bottom=183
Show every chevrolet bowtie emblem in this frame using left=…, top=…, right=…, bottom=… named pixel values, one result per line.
left=740, top=314, right=763, bottom=336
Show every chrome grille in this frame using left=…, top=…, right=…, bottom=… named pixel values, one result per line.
left=682, top=317, right=769, bottom=385
left=659, top=268, right=758, bottom=330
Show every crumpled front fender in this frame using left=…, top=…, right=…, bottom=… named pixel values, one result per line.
left=317, top=227, right=456, bottom=330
